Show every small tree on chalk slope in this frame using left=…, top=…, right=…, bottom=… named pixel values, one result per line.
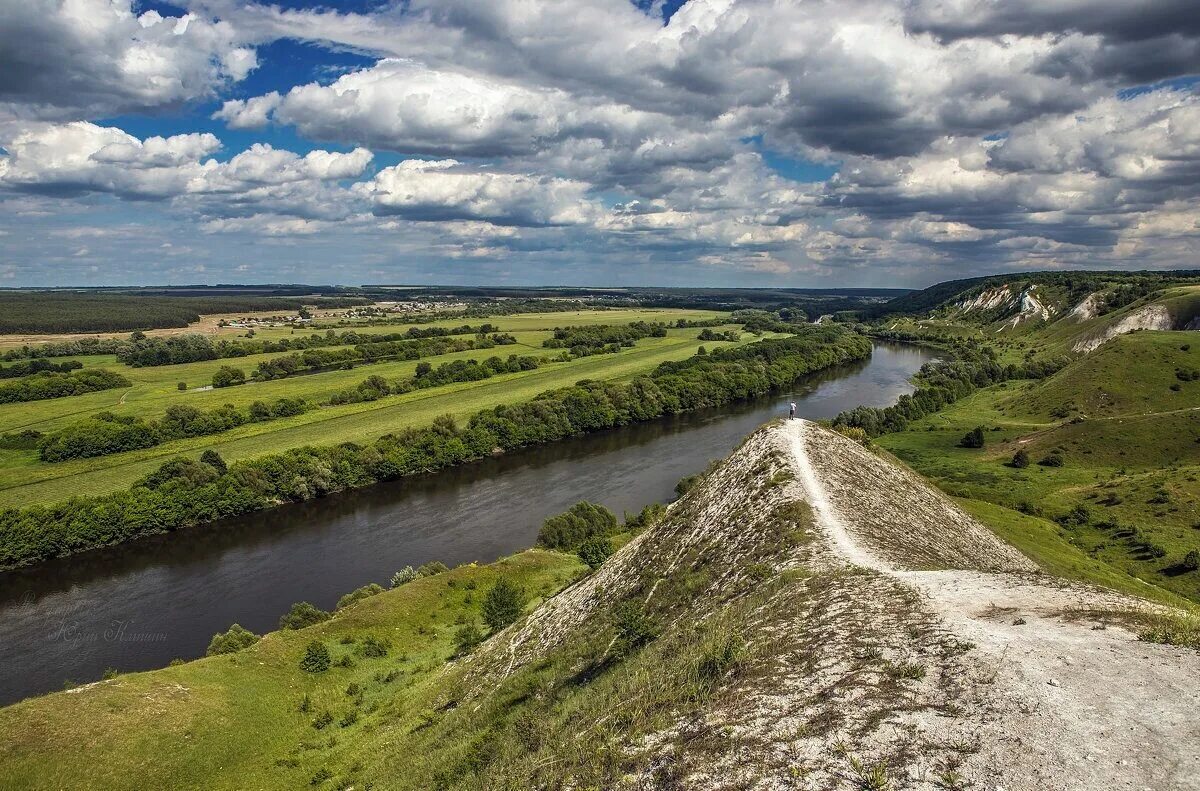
left=482, top=577, right=524, bottom=632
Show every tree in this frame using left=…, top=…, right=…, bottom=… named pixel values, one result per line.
left=199, top=449, right=228, bottom=475
left=206, top=623, right=260, bottom=656
left=177, top=381, right=187, bottom=391
left=482, top=577, right=524, bottom=632
left=279, top=601, right=330, bottom=630
left=959, top=426, right=985, bottom=448
left=212, top=365, right=245, bottom=388
left=1183, top=549, right=1200, bottom=572
left=300, top=641, right=331, bottom=672
left=1011, top=448, right=1030, bottom=468
left=578, top=536, right=614, bottom=570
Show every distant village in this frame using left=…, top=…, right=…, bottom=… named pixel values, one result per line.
left=216, top=300, right=469, bottom=329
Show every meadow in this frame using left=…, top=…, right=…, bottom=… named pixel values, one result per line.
left=0, top=309, right=743, bottom=506
left=875, top=331, right=1200, bottom=605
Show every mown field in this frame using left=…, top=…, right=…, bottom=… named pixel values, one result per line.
left=875, top=331, right=1200, bottom=605
left=0, top=310, right=743, bottom=506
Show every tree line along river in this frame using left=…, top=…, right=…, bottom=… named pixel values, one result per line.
left=0, top=342, right=935, bottom=705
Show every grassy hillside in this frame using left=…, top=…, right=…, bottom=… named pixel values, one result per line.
left=1005, top=330, right=1200, bottom=419
left=0, top=425, right=819, bottom=791
left=0, top=549, right=586, bottom=791
left=875, top=338, right=1200, bottom=604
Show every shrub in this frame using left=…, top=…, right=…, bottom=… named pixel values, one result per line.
left=199, top=449, right=228, bottom=475
left=832, top=424, right=869, bottom=444
left=279, top=601, right=331, bottom=630
left=390, top=566, right=417, bottom=588
left=1039, top=451, right=1065, bottom=467
left=205, top=623, right=260, bottom=656
left=612, top=600, right=658, bottom=656
left=1181, top=549, right=1199, bottom=572
left=453, top=622, right=484, bottom=656
left=211, top=365, right=246, bottom=388
left=959, top=426, right=985, bottom=448
left=177, top=381, right=187, bottom=391
left=300, top=641, right=331, bottom=673
left=577, top=536, right=614, bottom=570
left=538, top=501, right=618, bottom=551
left=336, top=583, right=384, bottom=610
left=1011, top=448, right=1030, bottom=468
left=358, top=635, right=390, bottom=658
left=417, top=560, right=449, bottom=577
left=1058, top=505, right=1091, bottom=527
left=674, top=475, right=700, bottom=497
left=482, top=577, right=524, bottom=632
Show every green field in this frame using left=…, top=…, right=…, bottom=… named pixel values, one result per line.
left=0, top=549, right=585, bottom=791
left=0, top=310, right=746, bottom=506
left=875, top=330, right=1200, bottom=605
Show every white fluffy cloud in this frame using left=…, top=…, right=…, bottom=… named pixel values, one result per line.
left=0, top=122, right=371, bottom=221
left=4, top=0, right=1200, bottom=283
left=361, top=159, right=601, bottom=226
left=0, top=0, right=255, bottom=120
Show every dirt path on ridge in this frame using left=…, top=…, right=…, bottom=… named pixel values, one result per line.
left=785, top=419, right=1200, bottom=791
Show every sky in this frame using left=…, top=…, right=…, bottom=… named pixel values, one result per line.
left=0, top=0, right=1198, bottom=289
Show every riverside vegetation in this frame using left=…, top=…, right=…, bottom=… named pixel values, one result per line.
left=0, top=324, right=869, bottom=569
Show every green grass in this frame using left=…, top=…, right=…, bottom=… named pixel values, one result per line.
left=0, top=312, right=754, bottom=506
left=876, top=367, right=1200, bottom=605
left=0, top=549, right=585, bottom=791
left=1006, top=330, right=1200, bottom=420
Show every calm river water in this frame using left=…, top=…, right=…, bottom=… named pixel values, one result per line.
left=0, top=342, right=934, bottom=705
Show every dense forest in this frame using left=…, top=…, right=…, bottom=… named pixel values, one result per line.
left=116, top=325, right=496, bottom=367
left=327, top=355, right=543, bottom=405
left=0, top=292, right=367, bottom=334
left=0, top=327, right=870, bottom=569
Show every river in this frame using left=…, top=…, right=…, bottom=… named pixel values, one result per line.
left=0, top=342, right=934, bottom=705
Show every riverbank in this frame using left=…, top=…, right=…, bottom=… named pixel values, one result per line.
left=0, top=328, right=870, bottom=571
left=0, top=343, right=934, bottom=705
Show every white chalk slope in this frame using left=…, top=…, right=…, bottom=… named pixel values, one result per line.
left=787, top=420, right=1200, bottom=791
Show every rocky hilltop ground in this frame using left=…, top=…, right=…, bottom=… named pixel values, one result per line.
left=457, top=420, right=1200, bottom=789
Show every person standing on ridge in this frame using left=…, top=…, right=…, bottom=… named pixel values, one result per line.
left=789, top=402, right=797, bottom=420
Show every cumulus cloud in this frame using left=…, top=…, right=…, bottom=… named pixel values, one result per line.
left=0, top=122, right=371, bottom=224
left=360, top=159, right=601, bottom=226
left=0, top=0, right=256, bottom=120
left=212, top=92, right=280, bottom=130
left=5, top=0, right=1200, bottom=281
